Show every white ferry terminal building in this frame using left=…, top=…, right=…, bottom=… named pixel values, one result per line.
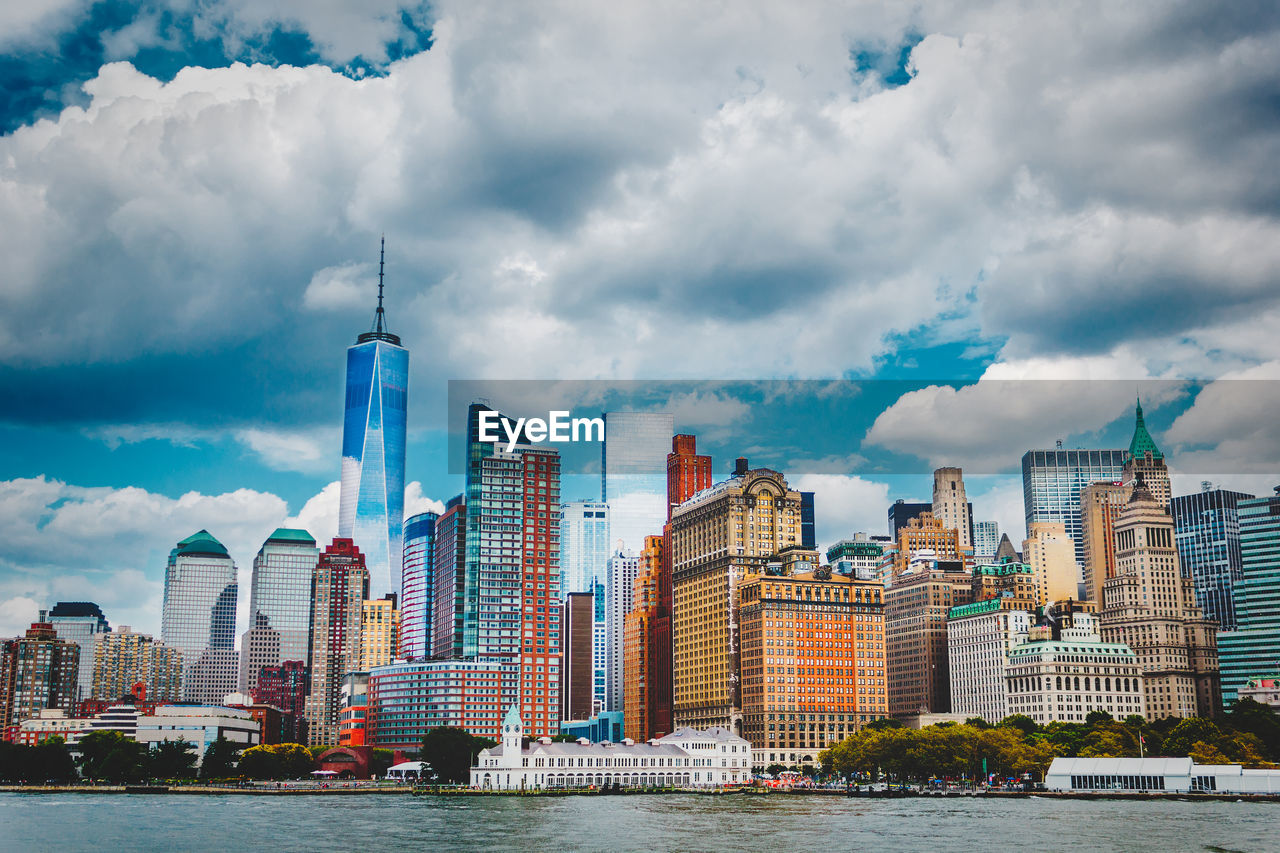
left=471, top=707, right=753, bottom=790
left=1048, top=757, right=1280, bottom=794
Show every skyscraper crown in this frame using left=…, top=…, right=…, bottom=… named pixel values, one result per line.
left=1127, top=397, right=1164, bottom=460
left=357, top=235, right=402, bottom=346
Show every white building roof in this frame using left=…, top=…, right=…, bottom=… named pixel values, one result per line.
left=1048, top=757, right=1193, bottom=776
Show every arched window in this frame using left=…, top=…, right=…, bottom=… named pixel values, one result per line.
left=1056, top=676, right=1062, bottom=691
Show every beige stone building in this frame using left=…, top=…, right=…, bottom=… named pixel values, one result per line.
left=1100, top=480, right=1220, bottom=718
left=358, top=597, right=400, bottom=671
left=885, top=559, right=974, bottom=717
left=1080, top=481, right=1126, bottom=608
left=1023, top=522, right=1079, bottom=606
left=932, top=467, right=972, bottom=548
left=91, top=627, right=183, bottom=702
left=1121, top=399, right=1171, bottom=508
left=670, top=459, right=806, bottom=731
left=892, top=513, right=971, bottom=576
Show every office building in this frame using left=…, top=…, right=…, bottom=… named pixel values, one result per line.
left=559, top=501, right=611, bottom=595
left=337, top=671, right=369, bottom=747
left=605, top=548, right=638, bottom=713
left=739, top=563, right=886, bottom=768
left=359, top=596, right=400, bottom=670
left=885, top=557, right=973, bottom=717
left=253, top=659, right=308, bottom=723
left=1121, top=398, right=1171, bottom=509
left=90, top=627, right=182, bottom=703
left=560, top=592, right=596, bottom=724
left=1101, top=479, right=1220, bottom=718
left=0, top=622, right=80, bottom=732
left=338, top=240, right=409, bottom=602
left=671, top=459, right=808, bottom=730
left=431, top=496, right=465, bottom=660
left=933, top=467, right=974, bottom=548
left=305, top=538, right=369, bottom=746
left=1006, top=613, right=1146, bottom=724
left=1171, top=486, right=1253, bottom=632
left=401, top=512, right=437, bottom=660
left=947, top=599, right=1034, bottom=724
left=624, top=535, right=664, bottom=742
left=602, top=412, right=673, bottom=555
left=668, top=435, right=713, bottom=517
left=1022, top=447, right=1127, bottom=571
left=239, top=528, right=318, bottom=694
left=366, top=660, right=505, bottom=748
left=161, top=529, right=238, bottom=704
left=1218, top=488, right=1280, bottom=706
left=45, top=602, right=110, bottom=705
left=1081, top=482, right=1126, bottom=607
left=135, top=705, right=261, bottom=770
left=826, top=535, right=889, bottom=580
left=1023, top=522, right=1079, bottom=606
left=891, top=512, right=970, bottom=576
left=1238, top=677, right=1280, bottom=709
left=888, top=500, right=932, bottom=538
left=972, top=521, right=1000, bottom=564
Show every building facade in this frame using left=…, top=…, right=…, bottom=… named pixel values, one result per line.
left=337, top=245, right=409, bottom=603
left=891, top=513, right=971, bottom=576
left=431, top=496, right=465, bottom=660
left=973, top=522, right=1000, bottom=564
left=45, top=602, right=110, bottom=705
left=1171, top=486, right=1253, bottom=633
left=366, top=660, right=505, bottom=748
left=885, top=558, right=974, bottom=717
left=559, top=501, right=611, bottom=595
left=1022, top=448, right=1128, bottom=571
left=1081, top=481, right=1126, bottom=607
left=358, top=596, right=400, bottom=670
left=602, top=412, right=674, bottom=556
left=561, top=592, right=596, bottom=723
left=1121, top=399, right=1171, bottom=509
left=305, top=538, right=369, bottom=746
left=738, top=566, right=886, bottom=769
left=888, top=500, right=932, bottom=539
left=947, top=599, right=1033, bottom=724
left=1101, top=481, right=1220, bottom=718
left=932, top=467, right=974, bottom=548
left=826, top=535, right=888, bottom=580
left=135, top=705, right=260, bottom=770
left=401, top=511, right=437, bottom=661
left=91, top=627, right=182, bottom=703
left=161, top=530, right=238, bottom=704
left=0, top=622, right=80, bottom=732
left=1022, top=521, right=1079, bottom=606
left=239, top=528, right=318, bottom=695
left=1218, top=488, right=1280, bottom=707
left=605, top=548, right=638, bottom=713
left=1005, top=618, right=1146, bottom=724
left=253, top=659, right=308, bottom=722
left=623, top=537, right=661, bottom=742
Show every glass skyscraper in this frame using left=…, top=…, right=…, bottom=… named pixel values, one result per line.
left=401, top=511, right=437, bottom=661
left=45, top=601, right=110, bottom=705
left=1217, top=488, right=1280, bottom=707
left=602, top=412, right=674, bottom=555
left=1171, top=486, right=1254, bottom=632
left=239, top=528, right=319, bottom=694
left=338, top=242, right=408, bottom=604
left=161, top=529, right=238, bottom=704
left=559, top=501, right=611, bottom=595
left=1021, top=448, right=1128, bottom=570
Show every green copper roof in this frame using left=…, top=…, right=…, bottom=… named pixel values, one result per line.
left=266, top=528, right=316, bottom=544
left=175, top=529, right=229, bottom=557
left=1128, top=398, right=1164, bottom=460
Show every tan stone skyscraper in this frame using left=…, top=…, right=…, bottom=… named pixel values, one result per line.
left=670, top=458, right=805, bottom=731
left=932, top=467, right=972, bottom=548
left=1081, top=482, right=1126, bottom=606
left=1121, top=398, right=1170, bottom=508
left=892, top=512, right=971, bottom=576
left=1022, top=522, right=1079, bottom=606
left=1101, top=477, right=1220, bottom=718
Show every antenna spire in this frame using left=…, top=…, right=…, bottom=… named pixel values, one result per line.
left=375, top=234, right=386, bottom=334
left=355, top=233, right=401, bottom=345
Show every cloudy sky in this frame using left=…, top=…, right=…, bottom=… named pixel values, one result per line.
left=3, top=0, right=1279, bottom=637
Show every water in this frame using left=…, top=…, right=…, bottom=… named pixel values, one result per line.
left=2, top=793, right=1274, bottom=852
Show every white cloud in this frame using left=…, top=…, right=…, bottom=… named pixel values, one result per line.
left=235, top=426, right=342, bottom=474
left=404, top=480, right=447, bottom=518
left=791, top=473, right=890, bottom=553
left=303, top=262, right=376, bottom=311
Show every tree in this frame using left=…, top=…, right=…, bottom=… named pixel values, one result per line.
left=238, top=743, right=314, bottom=779
left=1188, top=740, right=1231, bottom=766
left=199, top=735, right=241, bottom=779
left=1162, top=718, right=1222, bottom=757
left=765, top=763, right=787, bottom=777
left=420, top=727, right=495, bottom=784
left=77, top=731, right=148, bottom=783
left=147, top=739, right=197, bottom=779
left=1085, top=710, right=1114, bottom=726
left=864, top=717, right=903, bottom=731
left=371, top=748, right=395, bottom=777
left=965, top=717, right=991, bottom=730
left=1226, top=698, right=1280, bottom=761
left=0, top=737, right=77, bottom=783
left=997, top=715, right=1039, bottom=738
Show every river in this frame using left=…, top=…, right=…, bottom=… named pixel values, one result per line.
left=2, top=792, right=1273, bottom=852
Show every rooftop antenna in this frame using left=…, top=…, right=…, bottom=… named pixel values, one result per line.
left=357, top=234, right=400, bottom=345
left=375, top=234, right=386, bottom=335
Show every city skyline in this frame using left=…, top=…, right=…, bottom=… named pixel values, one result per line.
left=3, top=2, right=1280, bottom=643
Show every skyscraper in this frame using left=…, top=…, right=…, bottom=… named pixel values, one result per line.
left=1217, top=487, right=1280, bottom=706
left=972, top=521, right=1000, bottom=564
left=605, top=548, right=638, bottom=713
left=1022, top=448, right=1128, bottom=570
left=1171, top=486, right=1254, bottom=632
left=1080, top=481, right=1126, bottom=606
left=45, top=601, right=110, bottom=705
left=0, top=622, right=80, bottom=732
left=1022, top=521, right=1079, bottom=606
left=338, top=239, right=409, bottom=603
left=602, top=411, right=674, bottom=555
left=91, top=627, right=182, bottom=703
left=559, top=501, right=611, bottom=595
left=161, top=529, right=238, bottom=704
left=306, top=538, right=369, bottom=746
left=401, top=512, right=437, bottom=660
left=885, top=557, right=974, bottom=716
left=1121, top=398, right=1170, bottom=508
left=561, top=592, right=596, bottom=723
left=431, top=496, right=465, bottom=660
left=358, top=596, right=400, bottom=670
left=933, top=467, right=974, bottom=548
left=888, top=500, right=931, bottom=538
left=239, top=528, right=319, bottom=694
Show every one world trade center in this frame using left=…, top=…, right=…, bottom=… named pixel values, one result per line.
left=338, top=238, right=408, bottom=600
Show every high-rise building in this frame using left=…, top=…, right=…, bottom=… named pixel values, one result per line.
left=972, top=522, right=1000, bottom=564
left=1171, top=486, right=1254, bottom=633
left=667, top=434, right=713, bottom=516
left=239, top=528, right=318, bottom=695
left=463, top=403, right=561, bottom=737
left=1081, top=482, right=1126, bottom=607
left=90, top=627, right=182, bottom=703
left=826, top=535, right=890, bottom=580
left=1100, top=479, right=1220, bottom=718
left=1121, top=398, right=1171, bottom=509
left=1022, top=522, right=1079, bottom=607
left=305, top=538, right=369, bottom=746
left=401, top=512, right=437, bottom=660
left=161, top=529, right=238, bottom=704
left=671, top=458, right=806, bottom=730
left=739, top=563, right=886, bottom=768
left=358, top=596, right=400, bottom=670
left=891, top=512, right=971, bottom=576
left=559, top=501, right=611, bottom=595
left=0, top=622, right=80, bottom=732
left=605, top=548, right=638, bottom=713
left=253, top=659, right=308, bottom=724
left=1022, top=448, right=1128, bottom=571
left=1218, top=488, right=1280, bottom=707
left=45, top=602, right=110, bottom=705
left=885, top=557, right=974, bottom=717
left=602, top=412, right=673, bottom=555
left=366, top=660, right=505, bottom=749
left=338, top=240, right=409, bottom=603
left=560, top=592, right=595, bottom=723
left=933, top=467, right=974, bottom=548
left=623, top=537, right=662, bottom=742
left=947, top=599, right=1034, bottom=724
left=888, top=500, right=931, bottom=539
left=431, top=496, right=465, bottom=660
